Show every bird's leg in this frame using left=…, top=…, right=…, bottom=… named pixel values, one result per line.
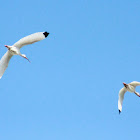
left=5, top=45, right=10, bottom=50
left=134, top=91, right=140, bottom=97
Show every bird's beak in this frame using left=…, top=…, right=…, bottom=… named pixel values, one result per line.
left=24, top=56, right=31, bottom=63
left=5, top=45, right=8, bottom=48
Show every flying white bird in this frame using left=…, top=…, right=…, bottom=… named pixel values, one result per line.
left=118, top=81, right=140, bottom=114
left=0, top=31, right=49, bottom=79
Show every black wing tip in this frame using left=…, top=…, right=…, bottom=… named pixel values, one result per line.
left=119, top=110, right=121, bottom=114
left=43, top=31, right=49, bottom=38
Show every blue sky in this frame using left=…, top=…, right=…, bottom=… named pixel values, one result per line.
left=0, top=0, right=140, bottom=139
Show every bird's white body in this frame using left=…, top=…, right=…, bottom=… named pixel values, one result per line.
left=0, top=31, right=49, bottom=78
left=7, top=46, right=20, bottom=55
left=118, top=81, right=140, bottom=113
left=125, top=84, right=135, bottom=93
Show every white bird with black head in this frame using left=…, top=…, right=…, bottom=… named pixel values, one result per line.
left=118, top=81, right=140, bottom=114
left=0, top=31, right=49, bottom=79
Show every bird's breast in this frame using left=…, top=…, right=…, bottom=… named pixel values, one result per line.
left=9, top=47, right=20, bottom=55
left=127, top=85, right=135, bottom=92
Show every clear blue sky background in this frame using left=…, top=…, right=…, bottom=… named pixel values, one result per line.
left=0, top=0, right=140, bottom=139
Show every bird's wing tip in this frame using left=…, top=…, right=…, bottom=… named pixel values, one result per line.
left=43, top=32, right=49, bottom=38
left=119, top=110, right=121, bottom=114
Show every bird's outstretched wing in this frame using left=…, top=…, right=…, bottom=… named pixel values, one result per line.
left=129, top=81, right=140, bottom=87
left=118, top=87, right=127, bottom=114
left=0, top=51, right=13, bottom=79
left=13, top=32, right=49, bottom=48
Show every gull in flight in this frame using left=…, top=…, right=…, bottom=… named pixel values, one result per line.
left=118, top=81, right=140, bottom=114
left=0, top=31, right=49, bottom=79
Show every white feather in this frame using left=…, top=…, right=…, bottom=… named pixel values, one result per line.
left=118, top=87, right=127, bottom=112
left=13, top=32, right=46, bottom=48
left=129, top=81, right=140, bottom=87
left=0, top=51, right=13, bottom=79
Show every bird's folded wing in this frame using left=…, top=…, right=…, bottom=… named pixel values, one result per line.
left=0, top=51, right=13, bottom=79
left=118, top=87, right=127, bottom=112
left=129, top=81, right=140, bottom=87
left=13, top=32, right=46, bottom=48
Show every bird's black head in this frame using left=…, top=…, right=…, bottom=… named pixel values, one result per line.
left=43, top=32, right=49, bottom=38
